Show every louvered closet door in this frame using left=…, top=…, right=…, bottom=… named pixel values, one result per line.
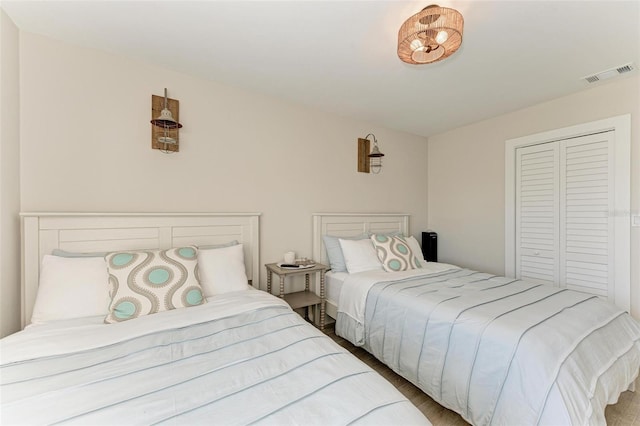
left=515, top=143, right=560, bottom=285
left=559, top=132, right=614, bottom=298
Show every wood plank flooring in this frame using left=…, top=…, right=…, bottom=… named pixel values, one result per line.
left=324, top=325, right=640, bottom=425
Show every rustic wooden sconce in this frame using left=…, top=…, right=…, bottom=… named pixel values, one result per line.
left=151, top=88, right=181, bottom=153
left=358, top=134, right=385, bottom=173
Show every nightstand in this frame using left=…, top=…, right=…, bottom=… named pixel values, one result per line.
left=265, top=262, right=328, bottom=330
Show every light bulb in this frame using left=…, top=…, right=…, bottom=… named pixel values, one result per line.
left=410, top=39, right=424, bottom=52
left=436, top=30, right=448, bottom=44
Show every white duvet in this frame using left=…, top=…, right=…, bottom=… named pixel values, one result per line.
left=1, top=290, right=429, bottom=425
left=337, top=262, right=459, bottom=345
left=336, top=265, right=640, bottom=426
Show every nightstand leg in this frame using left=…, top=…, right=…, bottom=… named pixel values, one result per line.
left=266, top=269, right=272, bottom=295
left=279, top=275, right=285, bottom=298
left=320, top=272, right=326, bottom=330
left=304, top=273, right=311, bottom=323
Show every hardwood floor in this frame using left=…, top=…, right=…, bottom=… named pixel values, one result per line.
left=324, top=325, right=640, bottom=425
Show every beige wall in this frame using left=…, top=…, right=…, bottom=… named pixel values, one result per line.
left=14, top=29, right=636, bottom=334
left=428, top=75, right=640, bottom=318
left=0, top=10, right=21, bottom=337
left=17, top=32, right=428, bottom=299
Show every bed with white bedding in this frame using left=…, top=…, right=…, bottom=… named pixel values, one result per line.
left=313, top=213, right=640, bottom=426
left=1, top=290, right=428, bottom=425
left=0, top=213, right=430, bottom=426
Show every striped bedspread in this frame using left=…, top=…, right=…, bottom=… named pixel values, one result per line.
left=336, top=267, right=640, bottom=425
left=1, top=290, right=429, bottom=425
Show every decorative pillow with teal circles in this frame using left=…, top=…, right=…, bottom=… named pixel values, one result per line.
left=370, top=234, right=420, bottom=272
left=104, top=246, right=205, bottom=323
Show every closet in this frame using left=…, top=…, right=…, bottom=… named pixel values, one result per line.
left=505, top=115, right=630, bottom=311
left=515, top=131, right=613, bottom=298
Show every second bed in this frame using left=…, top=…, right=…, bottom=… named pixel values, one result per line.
left=313, top=213, right=640, bottom=426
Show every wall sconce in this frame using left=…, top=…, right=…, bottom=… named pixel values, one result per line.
left=150, top=88, right=182, bottom=153
left=357, top=133, right=385, bottom=174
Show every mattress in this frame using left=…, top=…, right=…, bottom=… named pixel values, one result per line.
left=1, top=290, right=430, bottom=425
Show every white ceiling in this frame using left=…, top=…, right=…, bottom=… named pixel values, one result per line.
left=2, top=0, right=639, bottom=137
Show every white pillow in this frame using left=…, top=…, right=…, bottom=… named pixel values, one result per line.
left=405, top=235, right=425, bottom=263
left=198, top=243, right=249, bottom=296
left=338, top=238, right=383, bottom=274
left=31, top=255, right=110, bottom=324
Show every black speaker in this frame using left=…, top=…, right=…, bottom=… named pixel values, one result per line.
left=421, top=231, right=437, bottom=262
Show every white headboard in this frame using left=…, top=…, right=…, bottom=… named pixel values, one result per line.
left=20, top=212, right=261, bottom=328
left=312, top=213, right=410, bottom=267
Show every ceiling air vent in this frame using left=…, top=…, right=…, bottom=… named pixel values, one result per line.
left=583, top=63, right=635, bottom=84
left=616, top=64, right=633, bottom=74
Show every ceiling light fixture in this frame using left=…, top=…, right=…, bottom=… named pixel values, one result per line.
left=398, top=4, right=464, bottom=65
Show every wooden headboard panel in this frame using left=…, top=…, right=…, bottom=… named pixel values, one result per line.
left=20, top=212, right=261, bottom=328
left=312, top=213, right=410, bottom=267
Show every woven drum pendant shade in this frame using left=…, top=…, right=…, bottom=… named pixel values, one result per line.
left=398, top=5, right=464, bottom=64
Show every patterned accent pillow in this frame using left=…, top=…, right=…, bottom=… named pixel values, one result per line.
left=370, top=234, right=419, bottom=272
left=104, top=246, right=205, bottom=323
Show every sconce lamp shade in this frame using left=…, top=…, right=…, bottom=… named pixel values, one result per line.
left=151, top=108, right=183, bottom=129
left=369, top=144, right=385, bottom=158
left=398, top=4, right=464, bottom=64
left=150, top=88, right=182, bottom=130
left=368, top=141, right=384, bottom=174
